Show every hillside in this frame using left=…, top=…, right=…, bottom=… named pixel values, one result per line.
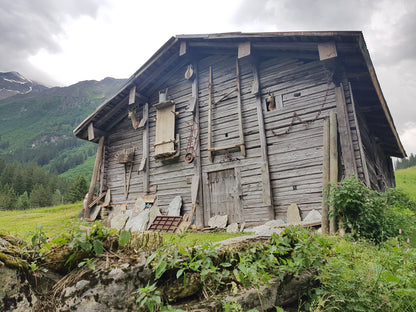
left=395, top=165, right=416, bottom=201
left=0, top=76, right=126, bottom=178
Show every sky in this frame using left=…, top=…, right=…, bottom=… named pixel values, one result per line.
left=0, top=0, right=415, bottom=156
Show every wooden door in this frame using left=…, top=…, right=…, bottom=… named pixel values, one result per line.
left=206, top=168, right=243, bottom=224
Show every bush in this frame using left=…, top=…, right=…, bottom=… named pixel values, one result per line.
left=328, top=177, right=416, bottom=243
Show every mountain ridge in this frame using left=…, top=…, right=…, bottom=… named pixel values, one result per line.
left=0, top=72, right=127, bottom=179
left=0, top=71, right=48, bottom=100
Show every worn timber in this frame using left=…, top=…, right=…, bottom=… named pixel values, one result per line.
left=74, top=32, right=404, bottom=227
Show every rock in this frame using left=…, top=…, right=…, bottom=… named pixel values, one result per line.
left=302, top=209, right=322, bottom=224
left=167, top=196, right=182, bottom=216
left=244, top=224, right=283, bottom=236
left=125, top=210, right=149, bottom=232
left=110, top=214, right=129, bottom=231
left=147, top=205, right=161, bottom=229
left=132, top=197, right=146, bottom=217
left=287, top=203, right=301, bottom=225
left=226, top=223, right=239, bottom=233
left=265, top=219, right=285, bottom=228
left=208, top=215, right=228, bottom=229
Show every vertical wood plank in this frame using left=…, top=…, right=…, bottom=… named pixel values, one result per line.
left=335, top=85, right=357, bottom=176
left=349, top=83, right=370, bottom=186
left=208, top=66, right=213, bottom=162
left=321, top=117, right=330, bottom=234
left=142, top=103, right=149, bottom=193
left=192, top=62, right=204, bottom=228
left=251, top=60, right=274, bottom=219
left=85, top=136, right=105, bottom=218
left=329, top=111, right=338, bottom=234
left=235, top=58, right=246, bottom=157
left=128, top=86, right=136, bottom=105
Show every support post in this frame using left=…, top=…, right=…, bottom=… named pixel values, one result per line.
left=322, top=117, right=330, bottom=234
left=192, top=62, right=204, bottom=228
left=251, top=59, right=274, bottom=220
left=142, top=103, right=149, bottom=193
left=235, top=58, right=246, bottom=157
left=208, top=66, right=213, bottom=162
left=84, top=136, right=105, bottom=219
left=329, top=111, right=338, bottom=234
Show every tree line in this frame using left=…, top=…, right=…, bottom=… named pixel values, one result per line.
left=395, top=153, right=416, bottom=170
left=0, top=157, right=88, bottom=210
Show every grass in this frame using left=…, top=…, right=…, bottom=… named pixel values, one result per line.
left=0, top=202, right=81, bottom=238
left=395, top=166, right=416, bottom=201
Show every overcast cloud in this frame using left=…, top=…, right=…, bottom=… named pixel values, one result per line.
left=0, top=0, right=107, bottom=84
left=0, top=0, right=414, bottom=155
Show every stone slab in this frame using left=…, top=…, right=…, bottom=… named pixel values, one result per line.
left=167, top=196, right=182, bottom=216
left=287, top=203, right=301, bottom=225
left=208, top=215, right=228, bottom=229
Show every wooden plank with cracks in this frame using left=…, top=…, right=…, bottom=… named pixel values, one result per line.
left=335, top=85, right=357, bottom=176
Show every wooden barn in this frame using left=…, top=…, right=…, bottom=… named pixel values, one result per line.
left=74, top=31, right=406, bottom=230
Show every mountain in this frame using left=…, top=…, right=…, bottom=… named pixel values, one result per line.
left=0, top=71, right=48, bottom=100
left=0, top=75, right=127, bottom=179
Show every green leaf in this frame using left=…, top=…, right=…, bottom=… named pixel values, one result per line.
left=93, top=240, right=104, bottom=256
left=119, top=230, right=131, bottom=246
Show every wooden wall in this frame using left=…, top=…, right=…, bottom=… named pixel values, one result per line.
left=102, top=49, right=394, bottom=225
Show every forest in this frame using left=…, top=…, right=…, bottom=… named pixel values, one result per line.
left=0, top=157, right=88, bottom=210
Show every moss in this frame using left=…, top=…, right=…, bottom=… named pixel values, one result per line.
left=0, top=251, right=29, bottom=270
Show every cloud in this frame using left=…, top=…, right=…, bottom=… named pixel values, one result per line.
left=0, top=0, right=108, bottom=84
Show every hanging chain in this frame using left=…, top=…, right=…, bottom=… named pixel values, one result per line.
left=270, top=70, right=334, bottom=137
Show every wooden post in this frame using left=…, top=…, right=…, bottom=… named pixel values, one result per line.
left=143, top=103, right=149, bottom=193
left=235, top=58, right=246, bottom=157
left=251, top=60, right=274, bottom=220
left=84, top=136, right=105, bottom=219
left=322, top=117, right=330, bottom=234
left=329, top=111, right=338, bottom=234
left=335, top=85, right=357, bottom=176
left=349, top=83, right=370, bottom=186
left=192, top=62, right=204, bottom=228
left=208, top=66, right=213, bottom=162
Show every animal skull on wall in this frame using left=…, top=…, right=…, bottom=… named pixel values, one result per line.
left=128, top=109, right=140, bottom=130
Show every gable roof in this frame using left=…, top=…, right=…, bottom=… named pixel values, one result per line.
left=73, top=31, right=406, bottom=158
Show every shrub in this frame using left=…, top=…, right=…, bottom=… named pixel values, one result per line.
left=328, top=177, right=416, bottom=243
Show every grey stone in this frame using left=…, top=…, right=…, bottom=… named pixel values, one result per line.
left=302, top=209, right=322, bottom=223
left=208, top=215, right=228, bottom=229
left=133, top=197, right=147, bottom=217
left=147, top=205, right=161, bottom=229
left=110, top=214, right=129, bottom=231
left=167, top=196, right=182, bottom=216
left=108, top=268, right=126, bottom=281
left=75, top=280, right=90, bottom=291
left=226, top=223, right=239, bottom=233
left=265, top=219, right=285, bottom=228
left=287, top=203, right=301, bottom=225
left=125, top=210, right=149, bottom=232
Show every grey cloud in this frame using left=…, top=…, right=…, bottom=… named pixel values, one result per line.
left=0, top=0, right=108, bottom=84
left=232, top=0, right=377, bottom=31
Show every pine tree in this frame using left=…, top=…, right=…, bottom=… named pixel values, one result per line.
left=68, top=176, right=88, bottom=203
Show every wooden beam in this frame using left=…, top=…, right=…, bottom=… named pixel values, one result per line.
left=84, top=136, right=105, bottom=218
left=235, top=58, right=246, bottom=157
left=179, top=41, right=187, bottom=56
left=251, top=59, right=274, bottom=219
left=335, top=85, right=357, bottom=176
left=129, top=86, right=136, bottom=105
left=208, top=66, right=213, bottom=162
left=192, top=62, right=204, bottom=228
left=329, top=111, right=338, bottom=235
left=321, top=117, right=330, bottom=234
left=238, top=41, right=251, bottom=59
left=349, top=83, right=371, bottom=187
left=318, top=41, right=337, bottom=60
left=142, top=103, right=150, bottom=193
left=87, top=123, right=106, bottom=141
